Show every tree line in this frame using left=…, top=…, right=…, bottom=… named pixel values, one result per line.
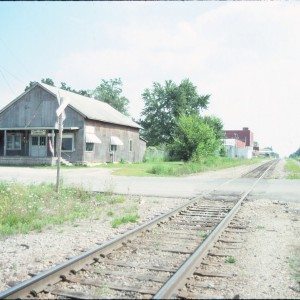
left=25, top=77, right=225, bottom=162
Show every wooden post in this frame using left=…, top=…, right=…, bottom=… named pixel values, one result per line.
left=55, top=93, right=63, bottom=193
left=55, top=113, right=63, bottom=192
left=4, top=130, right=6, bottom=156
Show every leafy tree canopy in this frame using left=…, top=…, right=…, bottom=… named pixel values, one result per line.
left=24, top=78, right=90, bottom=97
left=139, top=79, right=210, bottom=146
left=92, top=78, right=130, bottom=116
left=289, top=147, right=300, bottom=158
left=170, top=114, right=220, bottom=162
left=202, top=115, right=224, bottom=140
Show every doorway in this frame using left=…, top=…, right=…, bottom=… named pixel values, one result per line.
left=30, top=135, right=47, bottom=157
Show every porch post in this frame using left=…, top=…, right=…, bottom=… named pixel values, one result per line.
left=4, top=130, right=6, bottom=156
left=51, top=129, right=55, bottom=155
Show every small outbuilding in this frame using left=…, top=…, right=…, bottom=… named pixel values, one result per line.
left=0, top=82, right=146, bottom=165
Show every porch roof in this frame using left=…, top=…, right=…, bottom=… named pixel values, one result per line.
left=0, top=127, right=79, bottom=131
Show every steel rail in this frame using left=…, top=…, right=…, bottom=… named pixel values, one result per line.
left=0, top=159, right=276, bottom=299
left=0, top=175, right=243, bottom=299
left=153, top=159, right=278, bottom=299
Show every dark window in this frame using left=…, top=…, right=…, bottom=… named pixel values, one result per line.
left=7, top=134, right=21, bottom=150
left=40, top=136, right=46, bottom=146
left=86, top=143, right=94, bottom=151
left=32, top=136, right=38, bottom=146
left=62, top=137, right=73, bottom=151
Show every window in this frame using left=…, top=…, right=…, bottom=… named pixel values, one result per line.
left=40, top=136, right=46, bottom=146
left=110, top=145, right=117, bottom=152
left=86, top=143, right=94, bottom=152
left=32, top=136, right=38, bottom=146
left=61, top=134, right=74, bottom=151
left=7, top=134, right=21, bottom=150
left=129, top=139, right=133, bottom=152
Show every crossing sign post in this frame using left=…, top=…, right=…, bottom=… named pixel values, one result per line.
left=55, top=92, right=70, bottom=192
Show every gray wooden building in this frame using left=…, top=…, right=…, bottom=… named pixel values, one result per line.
left=0, top=82, right=146, bottom=165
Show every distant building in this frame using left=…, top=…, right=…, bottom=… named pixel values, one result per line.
left=222, top=127, right=255, bottom=159
left=259, top=147, right=274, bottom=157
left=224, top=127, right=254, bottom=147
left=222, top=138, right=253, bottom=159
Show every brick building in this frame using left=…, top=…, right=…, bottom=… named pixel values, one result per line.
left=224, top=127, right=254, bottom=147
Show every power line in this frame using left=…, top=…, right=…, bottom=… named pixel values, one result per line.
left=0, top=37, right=31, bottom=78
left=0, top=68, right=16, bottom=96
left=0, top=64, right=26, bottom=85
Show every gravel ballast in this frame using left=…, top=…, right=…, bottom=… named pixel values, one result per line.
left=0, top=159, right=299, bottom=298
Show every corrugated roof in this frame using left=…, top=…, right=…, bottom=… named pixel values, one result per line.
left=38, top=83, right=141, bottom=129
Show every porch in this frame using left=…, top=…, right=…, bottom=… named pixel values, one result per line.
left=0, top=156, right=57, bottom=166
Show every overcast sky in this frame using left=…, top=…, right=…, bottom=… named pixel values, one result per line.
left=0, top=1, right=299, bottom=157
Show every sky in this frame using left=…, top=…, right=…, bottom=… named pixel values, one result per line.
left=0, top=1, right=299, bottom=158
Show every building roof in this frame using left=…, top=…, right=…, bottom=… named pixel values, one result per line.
left=40, top=83, right=141, bottom=129
left=0, top=82, right=141, bottom=129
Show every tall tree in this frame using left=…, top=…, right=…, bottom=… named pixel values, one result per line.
left=139, top=79, right=210, bottom=146
left=25, top=78, right=55, bottom=91
left=92, top=78, right=130, bottom=116
left=60, top=82, right=91, bottom=97
left=41, top=78, right=55, bottom=86
left=202, top=115, right=224, bottom=140
left=170, top=114, right=219, bottom=161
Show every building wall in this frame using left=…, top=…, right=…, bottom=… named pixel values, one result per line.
left=82, top=119, right=145, bottom=163
left=0, top=85, right=145, bottom=165
left=224, top=127, right=254, bottom=147
left=0, top=85, right=58, bottom=128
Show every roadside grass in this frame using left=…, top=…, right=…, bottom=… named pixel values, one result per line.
left=225, top=256, right=236, bottom=264
left=289, top=248, right=300, bottom=286
left=101, top=157, right=266, bottom=177
left=0, top=182, right=139, bottom=237
left=285, top=159, right=300, bottom=179
left=111, top=214, right=139, bottom=228
left=30, top=157, right=266, bottom=177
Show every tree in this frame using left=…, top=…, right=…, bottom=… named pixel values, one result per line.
left=91, top=78, right=130, bottom=116
left=41, top=78, right=55, bottom=86
left=290, top=147, right=300, bottom=158
left=170, top=114, right=220, bottom=161
left=202, top=115, right=224, bottom=140
left=25, top=78, right=55, bottom=91
left=24, top=81, right=37, bottom=91
left=25, top=78, right=91, bottom=97
left=60, top=82, right=91, bottom=97
left=139, top=79, right=210, bottom=146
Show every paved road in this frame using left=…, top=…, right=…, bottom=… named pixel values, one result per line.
left=0, top=166, right=299, bottom=203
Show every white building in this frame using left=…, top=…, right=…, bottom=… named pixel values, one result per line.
left=222, top=138, right=253, bottom=159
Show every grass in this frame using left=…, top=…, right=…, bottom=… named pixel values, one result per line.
left=285, top=159, right=300, bottom=179
left=99, top=157, right=266, bottom=177
left=225, top=256, right=236, bottom=264
left=289, top=248, right=300, bottom=285
left=0, top=181, right=138, bottom=237
left=199, top=230, right=209, bottom=238
left=111, top=214, right=139, bottom=228
left=256, top=225, right=265, bottom=230
left=30, top=156, right=267, bottom=177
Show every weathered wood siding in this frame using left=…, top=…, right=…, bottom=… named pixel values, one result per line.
left=0, top=84, right=146, bottom=164
left=83, top=120, right=144, bottom=163
left=0, top=86, right=58, bottom=128
left=60, top=106, right=85, bottom=163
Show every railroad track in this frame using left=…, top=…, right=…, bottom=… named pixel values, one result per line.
left=0, top=159, right=278, bottom=299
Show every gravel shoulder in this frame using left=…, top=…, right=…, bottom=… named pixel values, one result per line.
left=0, top=159, right=299, bottom=298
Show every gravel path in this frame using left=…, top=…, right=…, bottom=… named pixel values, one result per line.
left=0, top=159, right=299, bottom=298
